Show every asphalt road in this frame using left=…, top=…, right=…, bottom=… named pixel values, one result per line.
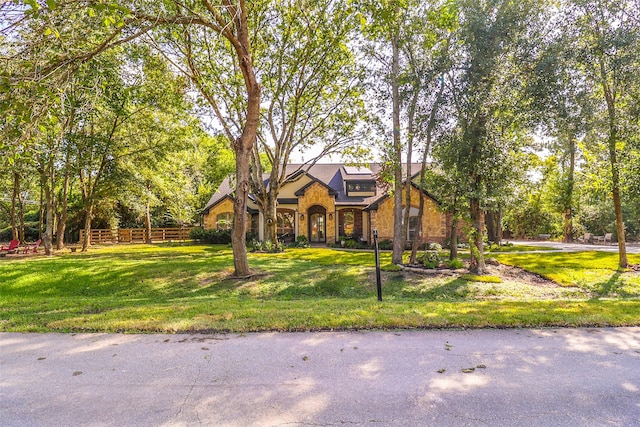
left=1, top=328, right=639, bottom=426
left=509, top=240, right=640, bottom=254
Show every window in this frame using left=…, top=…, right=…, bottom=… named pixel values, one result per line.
left=216, top=212, right=233, bottom=230
left=346, top=181, right=376, bottom=196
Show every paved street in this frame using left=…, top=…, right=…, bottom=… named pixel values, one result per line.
left=1, top=328, right=639, bottom=426
left=509, top=240, right=640, bottom=254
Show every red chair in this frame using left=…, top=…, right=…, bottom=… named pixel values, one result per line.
left=22, top=239, right=42, bottom=254
left=1, top=239, right=19, bottom=254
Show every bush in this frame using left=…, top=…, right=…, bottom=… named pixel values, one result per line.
left=189, top=227, right=232, bottom=244
left=446, top=258, right=465, bottom=269
left=0, top=224, right=41, bottom=242
left=250, top=240, right=284, bottom=253
left=378, top=239, right=393, bottom=250
left=417, top=251, right=441, bottom=269
left=428, top=242, right=443, bottom=251
left=288, top=235, right=310, bottom=248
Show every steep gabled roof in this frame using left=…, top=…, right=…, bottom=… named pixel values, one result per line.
left=203, top=163, right=427, bottom=211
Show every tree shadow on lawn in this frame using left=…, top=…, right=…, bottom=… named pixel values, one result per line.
left=496, top=251, right=617, bottom=271
left=591, top=271, right=640, bottom=299
left=383, top=274, right=472, bottom=300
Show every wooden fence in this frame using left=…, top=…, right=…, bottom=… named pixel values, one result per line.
left=79, top=227, right=193, bottom=244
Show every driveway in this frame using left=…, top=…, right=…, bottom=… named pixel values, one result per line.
left=2, top=328, right=639, bottom=426
left=510, top=240, right=640, bottom=254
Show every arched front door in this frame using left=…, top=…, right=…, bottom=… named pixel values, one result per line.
left=308, top=205, right=326, bottom=243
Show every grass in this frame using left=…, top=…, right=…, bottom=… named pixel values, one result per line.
left=0, top=244, right=638, bottom=333
left=494, top=251, right=640, bottom=297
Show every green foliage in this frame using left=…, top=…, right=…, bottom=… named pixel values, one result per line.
left=250, top=240, right=284, bottom=253
left=446, top=258, right=465, bottom=269
left=378, top=239, right=393, bottom=250
left=417, top=251, right=441, bottom=269
left=189, top=227, right=231, bottom=244
left=288, top=235, right=310, bottom=248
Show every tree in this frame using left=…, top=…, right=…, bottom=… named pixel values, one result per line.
left=7, top=1, right=260, bottom=275
left=569, top=0, right=639, bottom=268
left=445, top=0, right=541, bottom=274
left=248, top=0, right=365, bottom=243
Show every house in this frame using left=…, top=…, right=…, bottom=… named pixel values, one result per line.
left=202, top=163, right=449, bottom=245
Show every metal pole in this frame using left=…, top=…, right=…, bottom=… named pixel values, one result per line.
left=374, top=229, right=382, bottom=301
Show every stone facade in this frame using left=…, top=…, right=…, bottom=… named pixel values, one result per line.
left=370, top=186, right=447, bottom=245
left=297, top=181, right=336, bottom=243
left=203, top=197, right=235, bottom=229
left=202, top=164, right=450, bottom=246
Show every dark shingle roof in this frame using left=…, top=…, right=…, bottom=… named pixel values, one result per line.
left=203, top=163, right=426, bottom=211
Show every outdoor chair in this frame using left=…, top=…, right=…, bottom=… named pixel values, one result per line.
left=603, top=233, right=612, bottom=245
left=21, top=239, right=42, bottom=254
left=577, top=233, right=592, bottom=244
left=0, top=239, right=19, bottom=254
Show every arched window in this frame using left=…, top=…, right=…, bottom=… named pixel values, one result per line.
left=216, top=212, right=233, bottom=230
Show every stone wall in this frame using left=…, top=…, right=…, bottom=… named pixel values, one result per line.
left=203, top=198, right=235, bottom=229
left=297, top=182, right=336, bottom=243
left=372, top=186, right=447, bottom=244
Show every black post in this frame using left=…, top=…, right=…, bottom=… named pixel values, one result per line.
left=374, top=229, right=382, bottom=301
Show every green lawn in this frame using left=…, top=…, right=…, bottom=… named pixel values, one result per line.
left=0, top=244, right=638, bottom=333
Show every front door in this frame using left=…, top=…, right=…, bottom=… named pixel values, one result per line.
left=309, top=212, right=326, bottom=243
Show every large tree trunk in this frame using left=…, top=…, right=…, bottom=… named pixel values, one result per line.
left=608, top=138, right=627, bottom=267
left=145, top=200, right=152, bottom=244
left=38, top=179, right=44, bottom=240
left=485, top=210, right=497, bottom=243
left=81, top=204, right=93, bottom=252
left=563, top=136, right=576, bottom=243
left=42, top=175, right=54, bottom=256
left=495, top=206, right=503, bottom=245
left=228, top=1, right=261, bottom=277
left=232, top=143, right=252, bottom=277
left=596, top=50, right=627, bottom=266
left=602, top=92, right=627, bottom=267
left=55, top=164, right=70, bottom=250
left=469, top=196, right=486, bottom=274
left=264, top=189, right=278, bottom=243
left=449, top=214, right=459, bottom=261
left=17, top=190, right=25, bottom=245
left=391, top=31, right=404, bottom=265
left=10, top=172, right=19, bottom=241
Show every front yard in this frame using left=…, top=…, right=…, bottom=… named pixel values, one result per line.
left=0, top=244, right=638, bottom=333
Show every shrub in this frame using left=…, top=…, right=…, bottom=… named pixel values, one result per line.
left=189, top=226, right=205, bottom=241
left=250, top=240, right=284, bottom=253
left=428, top=242, right=443, bottom=251
left=417, top=251, right=441, bottom=269
left=0, top=224, right=41, bottom=242
left=189, top=227, right=232, bottom=244
left=378, top=239, right=393, bottom=250
left=446, top=258, right=465, bottom=269
left=288, top=235, right=310, bottom=248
